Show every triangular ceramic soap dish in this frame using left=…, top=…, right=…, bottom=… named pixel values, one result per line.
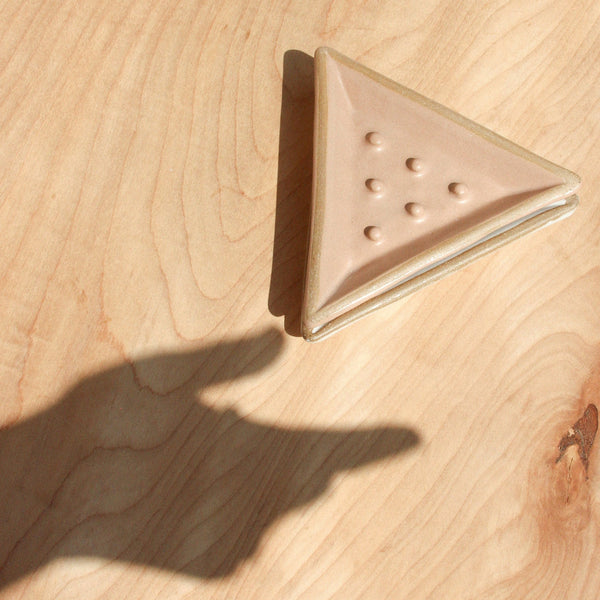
left=301, top=47, right=580, bottom=342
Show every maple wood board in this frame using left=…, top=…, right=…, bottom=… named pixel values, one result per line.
left=1, top=1, right=600, bottom=599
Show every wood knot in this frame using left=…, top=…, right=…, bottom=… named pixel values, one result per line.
left=556, top=404, right=598, bottom=475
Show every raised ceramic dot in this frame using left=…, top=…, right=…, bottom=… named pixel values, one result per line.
left=365, top=178, right=384, bottom=193
left=448, top=182, right=469, bottom=197
left=405, top=202, right=425, bottom=219
left=364, top=226, right=383, bottom=243
left=406, top=158, right=425, bottom=174
left=365, top=131, right=384, bottom=146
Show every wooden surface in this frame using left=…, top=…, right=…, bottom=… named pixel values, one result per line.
left=1, top=0, right=600, bottom=598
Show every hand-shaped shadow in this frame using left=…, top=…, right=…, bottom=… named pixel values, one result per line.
left=0, top=329, right=419, bottom=587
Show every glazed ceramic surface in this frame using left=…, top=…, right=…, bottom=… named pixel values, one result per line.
left=302, top=47, right=580, bottom=341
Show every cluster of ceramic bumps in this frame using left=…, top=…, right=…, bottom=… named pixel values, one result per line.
left=362, top=131, right=469, bottom=244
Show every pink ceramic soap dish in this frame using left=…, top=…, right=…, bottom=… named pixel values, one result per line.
left=301, top=47, right=580, bottom=342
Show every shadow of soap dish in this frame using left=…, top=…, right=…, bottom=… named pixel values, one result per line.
left=301, top=47, right=580, bottom=342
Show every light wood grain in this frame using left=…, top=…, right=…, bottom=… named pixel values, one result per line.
left=1, top=0, right=600, bottom=598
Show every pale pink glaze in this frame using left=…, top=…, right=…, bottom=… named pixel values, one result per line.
left=312, top=51, right=564, bottom=323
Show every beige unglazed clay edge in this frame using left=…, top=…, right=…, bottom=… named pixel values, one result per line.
left=302, top=46, right=329, bottom=341
left=301, top=47, right=581, bottom=341
left=304, top=195, right=578, bottom=342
